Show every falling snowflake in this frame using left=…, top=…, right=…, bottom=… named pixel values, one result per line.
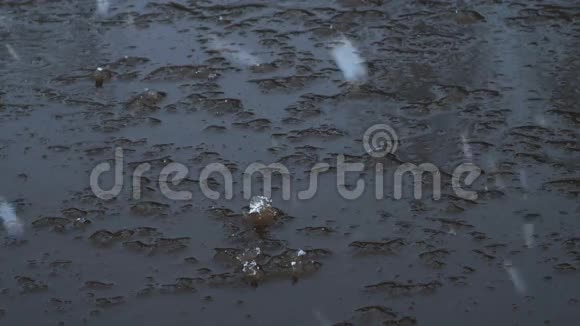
left=330, top=38, right=367, bottom=82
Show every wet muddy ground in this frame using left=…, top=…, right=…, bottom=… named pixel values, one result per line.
left=1, top=0, right=579, bottom=325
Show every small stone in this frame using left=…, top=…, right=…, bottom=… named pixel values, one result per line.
left=93, top=67, right=112, bottom=88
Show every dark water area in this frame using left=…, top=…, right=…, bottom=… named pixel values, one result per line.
left=1, top=0, right=579, bottom=325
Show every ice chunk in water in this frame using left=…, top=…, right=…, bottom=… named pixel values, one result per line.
left=248, top=196, right=272, bottom=214
left=0, top=198, right=24, bottom=238
left=246, top=196, right=280, bottom=228
left=504, top=260, right=527, bottom=295
left=290, top=249, right=308, bottom=271
left=330, top=38, right=367, bottom=82
left=242, top=260, right=260, bottom=276
left=236, top=247, right=262, bottom=261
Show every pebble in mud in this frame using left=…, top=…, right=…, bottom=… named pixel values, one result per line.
left=92, top=67, right=112, bottom=88
left=454, top=10, right=486, bottom=25
left=245, top=196, right=283, bottom=229
left=245, top=206, right=281, bottom=228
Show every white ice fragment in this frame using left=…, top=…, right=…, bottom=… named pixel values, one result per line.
left=297, top=249, right=306, bottom=257
left=5, top=44, right=20, bottom=61
left=248, top=195, right=272, bottom=214
left=242, top=260, right=259, bottom=276
left=504, top=260, right=527, bottom=295
left=330, top=38, right=367, bottom=82
left=523, top=223, right=534, bottom=249
left=0, top=198, right=24, bottom=238
left=209, top=37, right=260, bottom=67
left=96, top=0, right=110, bottom=16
